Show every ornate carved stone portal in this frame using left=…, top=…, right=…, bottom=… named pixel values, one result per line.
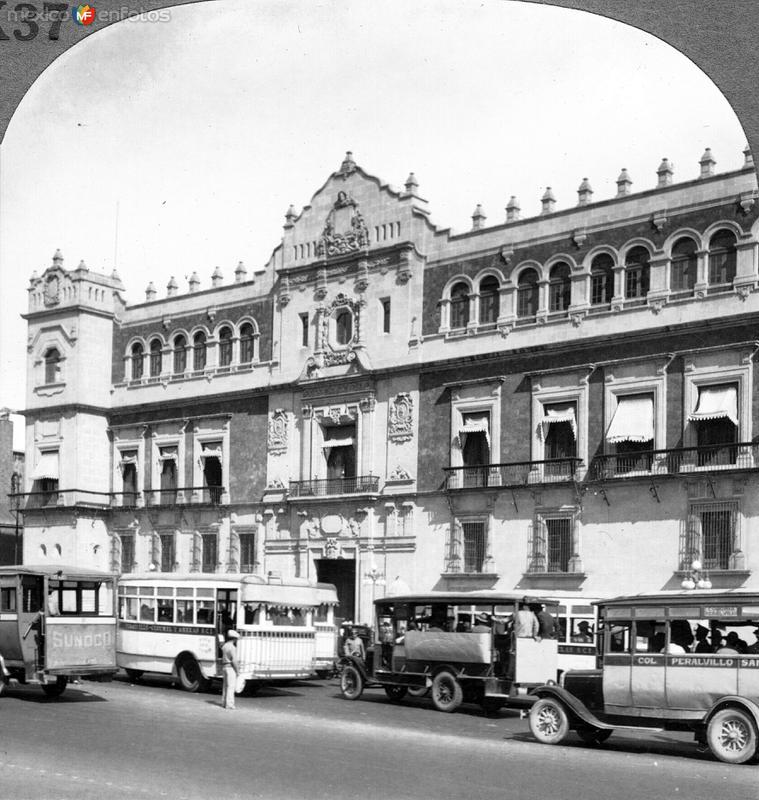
left=267, top=409, right=289, bottom=454
left=388, top=393, right=414, bottom=442
left=316, top=192, right=370, bottom=258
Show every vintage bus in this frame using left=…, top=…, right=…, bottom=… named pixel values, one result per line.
left=339, top=592, right=561, bottom=713
left=529, top=589, right=759, bottom=764
left=554, top=596, right=600, bottom=673
left=0, top=565, right=118, bottom=698
left=117, top=573, right=338, bottom=692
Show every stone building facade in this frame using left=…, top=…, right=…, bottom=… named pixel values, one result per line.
left=19, top=149, right=759, bottom=623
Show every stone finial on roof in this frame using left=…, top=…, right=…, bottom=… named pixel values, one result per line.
left=338, top=151, right=357, bottom=176
left=744, top=144, right=754, bottom=168
left=616, top=168, right=632, bottom=197
left=235, top=261, right=247, bottom=283
left=167, top=276, right=178, bottom=297
left=699, top=148, right=716, bottom=178
left=404, top=172, right=419, bottom=196
left=541, top=187, right=556, bottom=215
left=657, top=157, right=674, bottom=187
left=471, top=204, right=487, bottom=231
left=506, top=196, right=520, bottom=222
left=577, top=178, right=593, bottom=206
left=211, top=266, right=223, bottom=288
left=52, top=249, right=63, bottom=267
left=145, top=282, right=157, bottom=302
left=75, top=259, right=88, bottom=272
left=30, top=270, right=39, bottom=284
left=189, top=272, right=200, bottom=293
left=284, top=205, right=297, bottom=229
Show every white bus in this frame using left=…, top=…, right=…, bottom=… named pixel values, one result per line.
left=117, top=573, right=338, bottom=692
left=554, top=596, right=600, bottom=673
left=313, top=583, right=339, bottom=678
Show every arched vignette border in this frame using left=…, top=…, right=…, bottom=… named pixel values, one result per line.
left=0, top=1, right=756, bottom=152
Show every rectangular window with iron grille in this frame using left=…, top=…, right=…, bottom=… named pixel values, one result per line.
left=683, top=502, right=740, bottom=571
left=160, top=533, right=175, bottom=573
left=462, top=521, right=486, bottom=573
left=201, top=533, right=217, bottom=573
left=239, top=533, right=256, bottom=573
left=120, top=533, right=135, bottom=574
left=546, top=518, right=572, bottom=572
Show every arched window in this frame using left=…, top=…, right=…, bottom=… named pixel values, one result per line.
left=517, top=269, right=539, bottom=318
left=173, top=335, right=187, bottom=375
left=218, top=326, right=233, bottom=367
left=624, top=246, right=650, bottom=299
left=193, top=332, right=207, bottom=371
left=478, top=276, right=500, bottom=324
left=548, top=262, right=572, bottom=312
left=239, top=323, right=255, bottom=364
left=670, top=237, right=698, bottom=292
left=130, top=342, right=144, bottom=380
left=149, top=339, right=162, bottom=377
left=590, top=254, right=614, bottom=306
left=449, top=282, right=469, bottom=329
left=335, top=310, right=353, bottom=345
left=708, top=229, right=737, bottom=285
left=44, top=348, right=61, bottom=384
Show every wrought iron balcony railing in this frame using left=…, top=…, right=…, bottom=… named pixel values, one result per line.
left=12, top=489, right=114, bottom=510
left=288, top=475, right=380, bottom=497
left=444, top=458, right=582, bottom=490
left=144, top=486, right=225, bottom=506
left=587, top=442, right=759, bottom=481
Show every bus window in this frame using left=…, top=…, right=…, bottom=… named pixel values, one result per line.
left=24, top=584, right=41, bottom=613
left=61, top=582, right=78, bottom=614
left=570, top=619, right=594, bottom=642
left=97, top=582, right=113, bottom=616
left=607, top=621, right=632, bottom=652
left=634, top=620, right=664, bottom=653
left=157, top=598, right=174, bottom=622
left=196, top=600, right=214, bottom=624
left=81, top=584, right=97, bottom=614
left=1, top=587, right=16, bottom=612
left=176, top=600, right=194, bottom=623
left=121, top=597, right=138, bottom=620
left=140, top=599, right=156, bottom=621
left=315, top=604, right=329, bottom=623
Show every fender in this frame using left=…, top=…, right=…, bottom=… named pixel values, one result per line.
left=531, top=684, right=614, bottom=730
left=338, top=655, right=370, bottom=682
left=706, top=695, right=759, bottom=730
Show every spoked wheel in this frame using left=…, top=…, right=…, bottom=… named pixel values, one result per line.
left=125, top=669, right=144, bottom=682
left=176, top=657, right=210, bottom=693
left=384, top=685, right=408, bottom=701
left=529, top=697, right=570, bottom=745
left=431, top=670, right=463, bottom=713
left=706, top=708, right=758, bottom=764
left=340, top=664, right=365, bottom=701
left=576, top=725, right=613, bottom=746
left=408, top=685, right=430, bottom=698
left=42, top=676, right=68, bottom=698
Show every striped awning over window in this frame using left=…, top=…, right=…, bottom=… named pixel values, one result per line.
left=689, top=385, right=738, bottom=427
left=538, top=404, right=577, bottom=441
left=458, top=412, right=490, bottom=447
left=606, top=395, right=654, bottom=444
left=31, top=451, right=59, bottom=481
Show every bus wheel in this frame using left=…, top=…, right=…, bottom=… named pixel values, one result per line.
left=125, top=669, right=144, bottom=682
left=384, top=685, right=408, bottom=701
left=42, top=676, right=68, bottom=698
left=340, top=664, right=364, bottom=701
left=408, top=685, right=429, bottom=698
left=177, top=657, right=210, bottom=693
left=706, top=708, right=758, bottom=764
left=431, top=671, right=463, bottom=713
left=530, top=698, right=570, bottom=745
left=576, top=725, right=612, bottom=745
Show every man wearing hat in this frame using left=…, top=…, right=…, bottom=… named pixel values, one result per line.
left=221, top=629, right=241, bottom=709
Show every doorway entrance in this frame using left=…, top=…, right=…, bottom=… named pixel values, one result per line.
left=315, top=559, right=356, bottom=623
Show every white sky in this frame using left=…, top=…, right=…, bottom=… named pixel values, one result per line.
left=0, top=0, right=748, bottom=430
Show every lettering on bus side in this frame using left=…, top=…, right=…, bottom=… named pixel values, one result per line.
left=51, top=630, right=114, bottom=649
left=119, top=622, right=215, bottom=636
left=703, top=606, right=739, bottom=617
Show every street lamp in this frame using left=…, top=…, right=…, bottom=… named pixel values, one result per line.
left=681, top=559, right=712, bottom=590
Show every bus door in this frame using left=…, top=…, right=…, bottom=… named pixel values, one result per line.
left=602, top=611, right=633, bottom=710
left=630, top=615, right=666, bottom=710
left=215, top=588, right=238, bottom=655
left=0, top=574, right=21, bottom=661
left=18, top=574, right=44, bottom=673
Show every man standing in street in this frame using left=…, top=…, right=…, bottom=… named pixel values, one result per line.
left=221, top=629, right=240, bottom=709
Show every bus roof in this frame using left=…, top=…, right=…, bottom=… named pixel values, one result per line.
left=375, top=591, right=559, bottom=607
left=0, top=564, right=116, bottom=580
left=598, top=589, right=759, bottom=607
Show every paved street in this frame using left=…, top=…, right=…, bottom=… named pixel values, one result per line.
left=0, top=674, right=756, bottom=800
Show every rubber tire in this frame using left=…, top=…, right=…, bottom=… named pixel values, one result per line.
left=706, top=708, right=758, bottom=764
left=408, top=685, right=430, bottom=698
left=576, top=725, right=613, bottom=745
left=177, top=657, right=210, bottom=693
left=340, top=664, right=365, bottom=701
left=431, top=670, right=464, bottom=713
left=125, top=669, right=144, bottom=682
left=529, top=697, right=570, bottom=745
left=384, top=685, right=408, bottom=701
left=41, top=676, right=68, bottom=698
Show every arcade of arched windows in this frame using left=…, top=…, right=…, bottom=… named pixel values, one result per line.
left=124, top=320, right=261, bottom=383
left=437, top=225, right=755, bottom=334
